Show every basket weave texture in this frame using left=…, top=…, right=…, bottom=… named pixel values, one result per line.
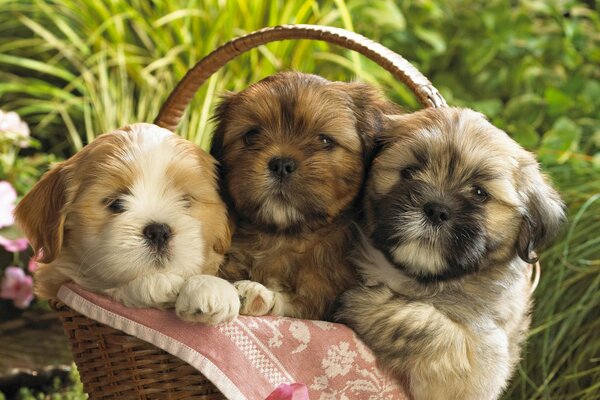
left=50, top=299, right=225, bottom=399
left=50, top=24, right=446, bottom=399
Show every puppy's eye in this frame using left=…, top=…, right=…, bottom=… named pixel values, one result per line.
left=106, top=198, right=126, bottom=213
left=401, top=167, right=417, bottom=180
left=317, top=134, right=336, bottom=149
left=472, top=186, right=489, bottom=202
left=244, top=128, right=260, bottom=146
left=181, top=194, right=193, bottom=209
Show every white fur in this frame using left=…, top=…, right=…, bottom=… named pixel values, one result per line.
left=345, top=232, right=525, bottom=400
left=385, top=209, right=447, bottom=276
left=260, top=198, right=303, bottom=227
left=176, top=275, right=240, bottom=324
left=69, top=126, right=206, bottom=309
left=391, top=241, right=446, bottom=275
left=108, top=272, right=185, bottom=308
left=234, top=280, right=280, bottom=316
left=354, top=233, right=434, bottom=293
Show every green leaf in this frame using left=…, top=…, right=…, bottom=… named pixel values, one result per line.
left=414, top=26, right=446, bottom=54
left=593, top=153, right=600, bottom=170
left=545, top=87, right=573, bottom=116
left=540, top=116, right=582, bottom=164
left=470, top=98, right=503, bottom=118
left=510, top=122, right=539, bottom=149
left=361, top=1, right=406, bottom=30
left=504, top=94, right=546, bottom=128
left=593, top=128, right=600, bottom=148
left=0, top=54, right=76, bottom=82
left=465, top=42, right=497, bottom=74
left=0, top=225, right=25, bottom=240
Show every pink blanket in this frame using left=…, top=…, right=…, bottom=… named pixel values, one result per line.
left=58, top=283, right=407, bottom=400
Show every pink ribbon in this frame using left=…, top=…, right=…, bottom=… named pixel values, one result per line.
left=265, top=383, right=309, bottom=400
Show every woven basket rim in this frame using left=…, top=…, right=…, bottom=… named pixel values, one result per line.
left=154, top=24, right=447, bottom=132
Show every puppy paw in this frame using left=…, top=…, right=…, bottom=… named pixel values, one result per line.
left=175, top=275, right=240, bottom=325
left=152, top=274, right=185, bottom=307
left=111, top=273, right=185, bottom=309
left=234, top=280, right=276, bottom=316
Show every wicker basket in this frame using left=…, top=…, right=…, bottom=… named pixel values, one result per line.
left=50, top=24, right=446, bottom=399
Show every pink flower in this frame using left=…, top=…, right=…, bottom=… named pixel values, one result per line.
left=0, top=181, right=17, bottom=228
left=0, top=235, right=29, bottom=252
left=1, top=266, right=34, bottom=309
left=28, top=258, right=38, bottom=273
left=265, top=383, right=309, bottom=400
left=0, top=110, right=30, bottom=147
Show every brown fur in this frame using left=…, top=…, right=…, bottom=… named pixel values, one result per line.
left=211, top=72, right=397, bottom=319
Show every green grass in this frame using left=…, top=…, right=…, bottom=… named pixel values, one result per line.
left=0, top=364, right=86, bottom=400
left=509, top=169, right=600, bottom=400
left=0, top=0, right=378, bottom=153
left=0, top=0, right=598, bottom=399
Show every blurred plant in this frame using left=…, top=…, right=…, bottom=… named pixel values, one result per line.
left=0, top=111, right=47, bottom=314
left=0, top=181, right=18, bottom=230
left=0, top=0, right=373, bottom=153
left=0, top=181, right=28, bottom=252
left=0, top=109, right=57, bottom=194
left=0, top=266, right=33, bottom=309
left=1, top=363, right=87, bottom=399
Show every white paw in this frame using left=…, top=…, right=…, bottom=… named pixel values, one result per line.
left=149, top=274, right=185, bottom=307
left=111, top=273, right=184, bottom=309
left=234, top=280, right=276, bottom=316
left=175, top=275, right=240, bottom=325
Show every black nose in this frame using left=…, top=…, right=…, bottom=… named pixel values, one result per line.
left=423, top=202, right=451, bottom=224
left=268, top=157, right=297, bottom=178
left=143, top=223, right=172, bottom=249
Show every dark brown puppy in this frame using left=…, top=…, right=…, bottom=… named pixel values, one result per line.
left=211, top=71, right=396, bottom=319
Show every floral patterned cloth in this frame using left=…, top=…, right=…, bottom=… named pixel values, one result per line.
left=58, top=283, right=408, bottom=400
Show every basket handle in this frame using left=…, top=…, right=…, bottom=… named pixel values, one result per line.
left=154, top=24, right=447, bottom=132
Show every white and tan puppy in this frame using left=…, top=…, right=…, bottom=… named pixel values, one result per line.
left=334, top=108, right=566, bottom=400
left=14, top=123, right=239, bottom=324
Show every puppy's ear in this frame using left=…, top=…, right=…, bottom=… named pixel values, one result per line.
left=376, top=114, right=409, bottom=148
left=192, top=145, right=233, bottom=256
left=213, top=215, right=233, bottom=255
left=516, top=159, right=566, bottom=263
left=341, top=82, right=401, bottom=161
left=14, top=163, right=69, bottom=264
left=209, top=92, right=237, bottom=165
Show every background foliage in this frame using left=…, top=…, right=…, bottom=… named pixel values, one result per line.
left=0, top=0, right=598, bottom=399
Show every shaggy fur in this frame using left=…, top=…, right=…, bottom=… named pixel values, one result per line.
left=14, top=124, right=238, bottom=324
left=334, top=108, right=566, bottom=399
left=211, top=72, right=397, bottom=319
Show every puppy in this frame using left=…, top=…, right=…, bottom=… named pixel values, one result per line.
left=334, top=108, right=565, bottom=399
left=14, top=123, right=239, bottom=324
left=211, top=72, right=396, bottom=319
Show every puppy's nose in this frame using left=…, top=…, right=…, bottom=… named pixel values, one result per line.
left=268, top=156, right=297, bottom=178
left=423, top=202, right=451, bottom=224
left=143, top=223, right=172, bottom=249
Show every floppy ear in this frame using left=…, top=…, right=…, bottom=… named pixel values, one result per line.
left=13, top=163, right=69, bottom=264
left=213, top=214, right=233, bottom=255
left=334, top=83, right=399, bottom=162
left=209, top=92, right=239, bottom=210
left=192, top=144, right=233, bottom=256
left=209, top=92, right=237, bottom=166
left=516, top=159, right=566, bottom=263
